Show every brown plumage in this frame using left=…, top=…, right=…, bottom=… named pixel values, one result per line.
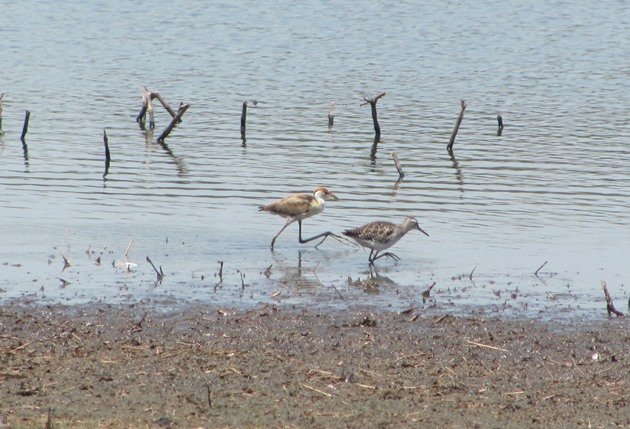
left=259, top=187, right=338, bottom=249
left=343, top=217, right=429, bottom=264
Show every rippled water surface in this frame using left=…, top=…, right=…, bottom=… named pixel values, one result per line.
left=1, top=0, right=629, bottom=318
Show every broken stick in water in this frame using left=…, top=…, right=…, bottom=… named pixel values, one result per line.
left=534, top=260, right=547, bottom=277
left=362, top=92, right=386, bottom=139
left=447, top=99, right=467, bottom=152
left=136, top=87, right=178, bottom=128
left=146, top=256, right=165, bottom=281
left=20, top=110, right=30, bottom=142
left=103, top=129, right=111, bottom=178
left=328, top=101, right=336, bottom=128
left=600, top=280, right=624, bottom=317
left=391, top=152, right=404, bottom=181
left=240, top=99, right=258, bottom=141
left=157, top=103, right=191, bottom=143
left=497, top=113, right=504, bottom=136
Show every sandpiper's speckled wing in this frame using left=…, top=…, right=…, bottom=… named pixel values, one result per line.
left=343, top=221, right=397, bottom=243
left=259, top=193, right=316, bottom=218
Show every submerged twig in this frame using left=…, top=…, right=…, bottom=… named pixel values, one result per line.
left=157, top=103, right=191, bottom=143
left=146, top=256, right=165, bottom=281
left=327, top=101, right=335, bottom=128
left=447, top=99, right=467, bottom=152
left=103, top=129, right=111, bottom=178
left=600, top=280, right=624, bottom=318
left=534, top=260, right=548, bottom=277
left=391, top=152, right=404, bottom=181
left=20, top=110, right=31, bottom=142
left=421, top=282, right=437, bottom=303
left=497, top=113, right=504, bottom=136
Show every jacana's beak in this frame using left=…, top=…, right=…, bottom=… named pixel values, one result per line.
left=416, top=224, right=429, bottom=237
left=328, top=192, right=339, bottom=201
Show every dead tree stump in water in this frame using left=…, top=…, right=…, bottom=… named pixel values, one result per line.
left=497, top=113, right=504, bottom=136
left=240, top=99, right=258, bottom=141
left=328, top=101, right=336, bottom=128
left=157, top=103, right=191, bottom=143
left=20, top=110, right=31, bottom=142
left=362, top=92, right=386, bottom=140
left=447, top=99, right=467, bottom=152
left=136, top=86, right=178, bottom=129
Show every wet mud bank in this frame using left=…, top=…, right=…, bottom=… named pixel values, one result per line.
left=0, top=302, right=628, bottom=428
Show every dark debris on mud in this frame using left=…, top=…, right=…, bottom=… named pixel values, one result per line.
left=0, top=302, right=628, bottom=428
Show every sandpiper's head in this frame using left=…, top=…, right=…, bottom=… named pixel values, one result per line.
left=404, top=216, right=429, bottom=237
left=314, top=187, right=339, bottom=201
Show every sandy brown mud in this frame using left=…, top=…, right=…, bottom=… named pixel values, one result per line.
left=0, top=302, right=627, bottom=428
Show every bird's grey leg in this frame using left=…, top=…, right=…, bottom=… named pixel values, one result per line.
left=297, top=220, right=337, bottom=248
left=373, top=251, right=400, bottom=261
left=270, top=218, right=295, bottom=250
left=369, top=250, right=379, bottom=264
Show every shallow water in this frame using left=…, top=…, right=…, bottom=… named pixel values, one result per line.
left=1, top=0, right=629, bottom=319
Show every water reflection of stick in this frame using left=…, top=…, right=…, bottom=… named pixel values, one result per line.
left=362, top=92, right=386, bottom=139
left=20, top=110, right=30, bottom=142
left=157, top=103, right=191, bottom=143
left=447, top=99, right=467, bottom=152
left=534, top=260, right=547, bottom=276
left=600, top=280, right=624, bottom=317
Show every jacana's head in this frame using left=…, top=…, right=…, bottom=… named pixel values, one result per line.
left=314, top=187, right=339, bottom=201
left=404, top=216, right=429, bottom=237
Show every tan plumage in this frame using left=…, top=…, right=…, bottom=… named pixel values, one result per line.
left=260, top=187, right=338, bottom=249
left=343, top=217, right=429, bottom=264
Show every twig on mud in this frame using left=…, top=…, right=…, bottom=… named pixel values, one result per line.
left=300, top=383, right=333, bottom=397
left=469, top=265, right=477, bottom=281
left=466, top=339, right=508, bottom=353
left=263, top=263, right=273, bottom=278
left=600, top=280, right=624, bottom=317
left=534, top=260, right=547, bottom=277
left=206, top=385, right=212, bottom=409
left=132, top=312, right=148, bottom=332
left=400, top=305, right=420, bottom=315
left=124, top=240, right=134, bottom=258
left=146, top=256, right=165, bottom=281
left=45, top=407, right=54, bottom=429
left=313, top=262, right=345, bottom=299
left=434, top=314, right=450, bottom=324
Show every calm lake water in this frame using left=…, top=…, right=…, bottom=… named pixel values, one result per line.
left=1, top=1, right=629, bottom=319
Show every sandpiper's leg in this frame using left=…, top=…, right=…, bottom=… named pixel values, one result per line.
left=373, top=251, right=400, bottom=261
left=369, top=250, right=379, bottom=264
left=297, top=220, right=337, bottom=248
left=270, top=218, right=294, bottom=250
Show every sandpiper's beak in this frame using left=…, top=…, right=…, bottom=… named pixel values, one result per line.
left=416, top=224, right=429, bottom=237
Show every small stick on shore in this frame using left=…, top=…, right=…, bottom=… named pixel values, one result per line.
left=45, top=407, right=55, bottom=429
left=157, top=103, right=191, bottom=143
left=534, top=260, right=548, bottom=277
left=447, top=99, right=467, bottom=152
left=20, top=110, right=31, bottom=142
left=391, top=152, right=404, bottom=181
left=497, top=113, right=504, bottom=136
left=103, top=129, right=111, bottom=178
left=362, top=92, right=386, bottom=139
left=328, top=101, right=336, bottom=128
left=600, top=280, right=624, bottom=317
left=146, top=256, right=165, bottom=281
left=469, top=265, right=477, bottom=281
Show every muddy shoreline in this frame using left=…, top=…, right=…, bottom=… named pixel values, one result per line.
left=0, top=301, right=627, bottom=428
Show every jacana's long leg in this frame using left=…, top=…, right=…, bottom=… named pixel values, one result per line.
left=270, top=218, right=295, bottom=250
left=297, top=220, right=337, bottom=248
